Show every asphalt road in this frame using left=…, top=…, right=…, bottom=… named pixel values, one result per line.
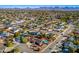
left=18, top=44, right=33, bottom=53
left=18, top=44, right=38, bottom=53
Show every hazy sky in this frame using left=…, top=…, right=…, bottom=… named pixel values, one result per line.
left=0, top=5, right=79, bottom=8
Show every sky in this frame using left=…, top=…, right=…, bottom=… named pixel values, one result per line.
left=0, top=5, right=79, bottom=8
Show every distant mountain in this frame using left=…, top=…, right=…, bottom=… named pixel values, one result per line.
left=0, top=5, right=79, bottom=11
left=32, top=6, right=79, bottom=11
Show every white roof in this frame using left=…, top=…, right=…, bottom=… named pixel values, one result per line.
left=14, top=29, right=20, bottom=33
left=8, top=27, right=13, bottom=30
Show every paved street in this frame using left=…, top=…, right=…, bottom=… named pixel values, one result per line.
left=18, top=44, right=38, bottom=53
left=18, top=44, right=33, bottom=53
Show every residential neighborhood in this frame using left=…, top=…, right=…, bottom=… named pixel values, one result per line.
left=0, top=5, right=79, bottom=53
